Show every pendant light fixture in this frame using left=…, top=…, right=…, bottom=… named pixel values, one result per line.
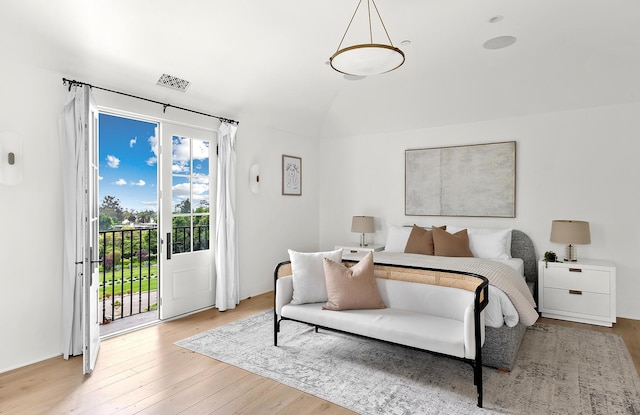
left=329, top=0, right=405, bottom=76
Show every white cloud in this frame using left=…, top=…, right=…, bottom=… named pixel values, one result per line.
left=147, top=130, right=159, bottom=166
left=193, top=140, right=210, bottom=161
left=129, top=137, right=137, bottom=148
left=171, top=180, right=210, bottom=206
left=133, top=180, right=146, bottom=187
left=141, top=200, right=158, bottom=206
left=106, top=155, right=120, bottom=168
left=114, top=179, right=127, bottom=186
left=171, top=181, right=191, bottom=202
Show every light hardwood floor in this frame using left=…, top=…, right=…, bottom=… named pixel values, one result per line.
left=1, top=292, right=638, bottom=415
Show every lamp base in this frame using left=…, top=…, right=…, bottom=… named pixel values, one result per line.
left=564, top=244, right=578, bottom=262
left=360, top=233, right=369, bottom=247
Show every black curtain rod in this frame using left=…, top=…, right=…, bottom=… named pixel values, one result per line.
left=62, top=78, right=239, bottom=125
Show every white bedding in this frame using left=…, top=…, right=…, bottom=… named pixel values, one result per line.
left=343, top=251, right=527, bottom=328
left=487, top=258, right=524, bottom=328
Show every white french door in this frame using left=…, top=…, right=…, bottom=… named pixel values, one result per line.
left=83, top=91, right=100, bottom=374
left=159, top=123, right=216, bottom=319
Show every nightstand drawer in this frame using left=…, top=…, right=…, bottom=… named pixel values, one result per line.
left=542, top=287, right=610, bottom=318
left=544, top=266, right=610, bottom=294
left=340, top=248, right=364, bottom=254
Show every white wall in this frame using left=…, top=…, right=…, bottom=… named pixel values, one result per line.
left=235, top=120, right=321, bottom=299
left=319, top=104, right=640, bottom=320
left=0, top=59, right=321, bottom=373
left=0, top=61, right=67, bottom=372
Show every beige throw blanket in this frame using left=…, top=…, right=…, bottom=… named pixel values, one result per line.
left=344, top=251, right=539, bottom=326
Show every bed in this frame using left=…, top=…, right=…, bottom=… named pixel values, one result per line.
left=342, top=227, right=539, bottom=371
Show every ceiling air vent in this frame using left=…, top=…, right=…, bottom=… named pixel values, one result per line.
left=157, top=74, right=191, bottom=91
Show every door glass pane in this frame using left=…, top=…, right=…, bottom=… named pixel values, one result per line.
left=172, top=216, right=191, bottom=254
left=172, top=136, right=191, bottom=174
left=172, top=176, right=191, bottom=214
left=171, top=136, right=210, bottom=254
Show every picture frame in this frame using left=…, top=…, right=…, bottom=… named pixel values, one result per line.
left=405, top=141, right=516, bottom=217
left=282, top=154, right=302, bottom=196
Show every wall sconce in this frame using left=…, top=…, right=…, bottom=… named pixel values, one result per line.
left=351, top=215, right=375, bottom=247
left=550, top=220, right=591, bottom=262
left=249, top=164, right=260, bottom=194
left=0, top=132, right=23, bottom=186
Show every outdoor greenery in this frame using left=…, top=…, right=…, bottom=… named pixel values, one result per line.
left=100, top=195, right=158, bottom=231
left=98, top=195, right=210, bottom=311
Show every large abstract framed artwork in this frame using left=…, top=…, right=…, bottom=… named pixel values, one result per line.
left=405, top=141, right=516, bottom=217
left=282, top=154, right=302, bottom=196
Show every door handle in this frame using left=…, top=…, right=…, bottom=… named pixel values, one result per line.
left=167, top=233, right=172, bottom=260
left=569, top=290, right=583, bottom=295
left=569, top=268, right=582, bottom=272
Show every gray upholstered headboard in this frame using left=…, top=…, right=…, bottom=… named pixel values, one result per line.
left=511, top=229, right=538, bottom=286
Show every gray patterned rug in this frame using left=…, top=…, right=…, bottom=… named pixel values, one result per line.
left=176, top=311, right=640, bottom=414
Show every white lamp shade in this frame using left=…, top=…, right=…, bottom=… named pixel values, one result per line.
left=330, top=44, right=405, bottom=76
left=351, top=216, right=375, bottom=233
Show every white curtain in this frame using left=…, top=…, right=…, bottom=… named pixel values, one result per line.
left=59, top=85, right=90, bottom=358
left=215, top=122, right=239, bottom=311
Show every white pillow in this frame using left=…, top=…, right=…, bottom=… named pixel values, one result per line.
left=383, top=225, right=412, bottom=252
left=288, top=249, right=343, bottom=304
left=446, top=226, right=512, bottom=259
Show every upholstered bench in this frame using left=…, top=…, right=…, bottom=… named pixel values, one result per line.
left=274, top=256, right=489, bottom=407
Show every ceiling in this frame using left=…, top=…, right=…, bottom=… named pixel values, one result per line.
left=2, top=0, right=640, bottom=138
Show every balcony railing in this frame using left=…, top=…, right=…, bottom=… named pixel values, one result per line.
left=99, top=228, right=158, bottom=324
left=99, top=225, right=210, bottom=324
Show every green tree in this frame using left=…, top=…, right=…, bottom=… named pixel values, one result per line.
left=99, top=213, right=115, bottom=231
left=175, top=198, right=191, bottom=213
left=101, top=195, right=125, bottom=222
left=137, top=209, right=157, bottom=224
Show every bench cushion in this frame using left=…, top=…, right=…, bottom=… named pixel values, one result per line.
left=281, top=303, right=467, bottom=358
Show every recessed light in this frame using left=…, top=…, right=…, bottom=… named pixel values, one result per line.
left=483, top=35, right=517, bottom=50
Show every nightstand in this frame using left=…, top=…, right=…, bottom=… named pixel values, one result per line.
left=335, top=244, right=385, bottom=255
left=538, top=259, right=616, bottom=327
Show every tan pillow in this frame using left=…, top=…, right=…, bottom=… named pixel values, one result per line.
left=404, top=225, right=446, bottom=255
left=322, top=252, right=386, bottom=311
left=432, top=227, right=474, bottom=257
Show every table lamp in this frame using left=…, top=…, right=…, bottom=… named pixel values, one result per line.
left=550, top=220, right=591, bottom=262
left=351, top=216, right=375, bottom=247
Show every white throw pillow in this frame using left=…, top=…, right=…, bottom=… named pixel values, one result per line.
left=288, top=249, right=343, bottom=304
left=446, top=226, right=512, bottom=259
left=383, top=225, right=412, bottom=252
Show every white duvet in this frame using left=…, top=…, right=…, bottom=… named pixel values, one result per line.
left=342, top=251, right=529, bottom=329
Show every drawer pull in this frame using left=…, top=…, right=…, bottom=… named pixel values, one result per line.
left=569, top=290, right=583, bottom=295
left=350, top=250, right=358, bottom=253
left=569, top=268, right=582, bottom=273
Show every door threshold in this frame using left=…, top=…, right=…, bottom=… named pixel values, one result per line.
left=100, top=313, right=160, bottom=339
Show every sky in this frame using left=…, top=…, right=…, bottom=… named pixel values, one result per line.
left=99, top=113, right=159, bottom=213
left=99, top=113, right=212, bottom=215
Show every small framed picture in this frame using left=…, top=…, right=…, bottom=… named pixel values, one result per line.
left=282, top=154, right=302, bottom=196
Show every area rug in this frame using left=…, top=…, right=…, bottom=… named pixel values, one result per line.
left=176, top=311, right=640, bottom=414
